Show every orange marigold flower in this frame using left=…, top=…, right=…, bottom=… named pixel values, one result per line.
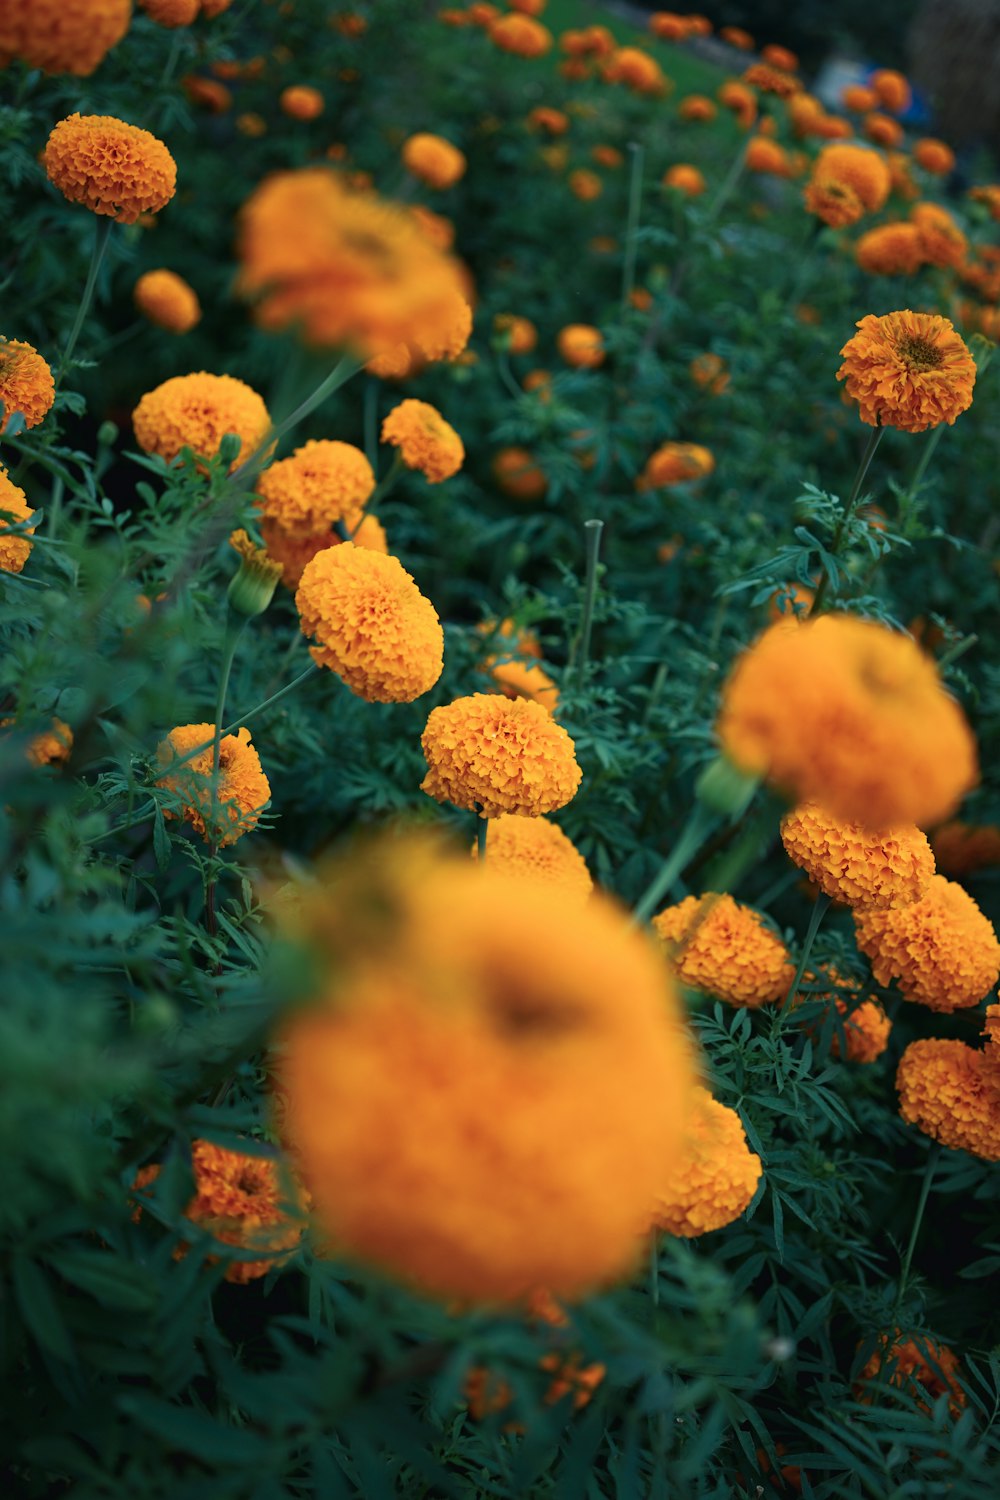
left=837, top=310, right=976, bottom=432
left=897, top=1038, right=1000, bottom=1159
left=864, top=111, right=904, bottom=148
left=43, top=114, right=177, bottom=224
left=0, top=464, right=35, bottom=575
left=182, top=75, right=232, bottom=112
left=780, top=802, right=935, bottom=910
left=591, top=144, right=623, bottom=168
left=746, top=137, right=789, bottom=176
left=140, top=0, right=200, bottom=26
left=493, top=446, right=548, bottom=501
left=648, top=11, right=688, bottom=40
left=855, top=874, right=1000, bottom=1011
left=569, top=168, right=602, bottom=201
left=296, top=543, right=442, bottom=702
left=717, top=615, right=978, bottom=829
left=652, top=1086, right=761, bottom=1236
left=3, top=716, right=74, bottom=768
left=689, top=352, right=728, bottom=393
left=0, top=340, right=54, bottom=432
left=685, top=15, right=712, bottom=37
left=280, top=85, right=324, bottom=120
left=762, top=43, right=797, bottom=71
left=814, top=144, right=891, bottom=211
left=604, top=46, right=669, bottom=96
left=133, top=269, right=201, bottom=334
left=488, top=655, right=559, bottom=713
left=913, top=137, right=955, bottom=175
left=636, top=441, right=714, bottom=490
left=257, top=440, right=374, bottom=537
left=422, top=693, right=581, bottom=818
left=381, top=399, right=464, bottom=483
left=494, top=313, right=537, bottom=354
left=932, top=820, right=1000, bottom=877
left=237, top=112, right=267, bottom=138
left=156, top=724, right=270, bottom=847
left=489, top=13, right=552, bottom=57
left=718, top=80, right=757, bottom=129
left=472, top=814, right=592, bottom=903
left=720, top=26, right=753, bottom=49
left=133, top=1140, right=306, bottom=1282
left=804, top=176, right=866, bottom=228
left=261, top=512, right=386, bottom=590
left=402, top=132, right=466, bottom=189
left=653, top=892, right=794, bottom=1008
left=237, top=169, right=471, bottom=361
left=793, top=968, right=892, bottom=1063
left=910, top=202, right=967, bottom=268
left=28, top=718, right=74, bottom=767
left=855, top=221, right=926, bottom=276
left=527, top=105, right=569, bottom=135
left=0, top=0, right=130, bottom=76
left=842, top=83, right=877, bottom=112
left=872, top=69, right=912, bottom=115
left=857, top=1333, right=965, bottom=1418
left=663, top=163, right=705, bottom=195
left=678, top=94, right=716, bottom=122
left=557, top=324, right=605, bottom=369
left=133, top=372, right=271, bottom=470
left=743, top=62, right=799, bottom=98
left=275, top=841, right=695, bottom=1304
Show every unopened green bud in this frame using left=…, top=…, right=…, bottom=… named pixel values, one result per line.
left=695, top=754, right=760, bottom=817
left=227, top=529, right=282, bottom=617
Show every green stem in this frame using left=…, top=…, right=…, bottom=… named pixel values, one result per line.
left=477, top=816, right=488, bottom=864
left=900, top=425, right=945, bottom=515
left=783, top=892, right=831, bottom=1010
left=703, top=134, right=748, bottom=227
left=57, top=219, right=113, bottom=384
left=47, top=475, right=64, bottom=539
left=632, top=801, right=721, bottom=926
left=810, top=423, right=885, bottom=616
left=895, top=1146, right=939, bottom=1311
left=205, top=614, right=247, bottom=941
left=222, top=658, right=318, bottom=736
left=363, top=376, right=379, bottom=468
left=567, top=519, right=604, bottom=682
left=649, top=1233, right=660, bottom=1307
left=88, top=662, right=320, bottom=851
left=227, top=354, right=363, bottom=490
left=621, top=140, right=645, bottom=311
left=936, top=632, right=978, bottom=670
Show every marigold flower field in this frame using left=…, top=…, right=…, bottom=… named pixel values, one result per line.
left=3, top=2, right=1000, bottom=1496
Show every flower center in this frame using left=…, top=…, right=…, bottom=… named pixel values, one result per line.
left=895, top=335, right=942, bottom=370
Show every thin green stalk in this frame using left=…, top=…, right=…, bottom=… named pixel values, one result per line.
left=47, top=475, right=64, bottom=539
left=621, top=141, right=645, bottom=311
left=88, top=661, right=320, bottom=850
left=900, top=425, right=945, bottom=515
left=57, top=218, right=113, bottom=384
left=704, top=134, right=748, bottom=227
left=205, top=614, right=248, bottom=939
left=566, top=519, right=604, bottom=682
left=810, top=423, right=885, bottom=615
left=227, top=353, right=363, bottom=490
left=649, top=1234, right=660, bottom=1307
left=363, top=376, right=379, bottom=468
left=895, top=1146, right=939, bottom=1311
left=632, top=801, right=721, bottom=926
left=477, top=817, right=488, bottom=864
left=783, top=892, right=831, bottom=1011
left=937, top=632, right=978, bottom=670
